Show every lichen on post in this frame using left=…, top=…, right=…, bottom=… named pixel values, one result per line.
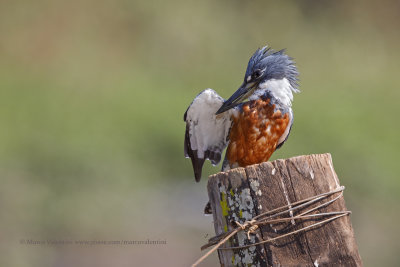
left=207, top=153, right=362, bottom=267
left=208, top=168, right=268, bottom=266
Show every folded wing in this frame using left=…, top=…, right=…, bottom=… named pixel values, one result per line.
left=184, top=89, right=232, bottom=182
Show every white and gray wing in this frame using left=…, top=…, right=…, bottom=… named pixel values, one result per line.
left=276, top=107, right=294, bottom=150
left=184, top=89, right=232, bottom=182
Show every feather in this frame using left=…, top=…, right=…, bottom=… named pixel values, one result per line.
left=184, top=89, right=232, bottom=182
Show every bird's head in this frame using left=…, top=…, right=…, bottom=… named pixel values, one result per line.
left=216, top=46, right=299, bottom=114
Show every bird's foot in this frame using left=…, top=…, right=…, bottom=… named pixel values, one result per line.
left=204, top=201, right=212, bottom=215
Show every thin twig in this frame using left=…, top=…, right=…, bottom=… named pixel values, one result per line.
left=201, top=186, right=344, bottom=250
left=219, top=213, right=349, bottom=250
left=192, top=228, right=240, bottom=267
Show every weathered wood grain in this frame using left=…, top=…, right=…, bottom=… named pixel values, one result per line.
left=207, top=153, right=362, bottom=267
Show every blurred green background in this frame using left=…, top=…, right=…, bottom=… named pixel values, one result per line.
left=0, top=0, right=399, bottom=266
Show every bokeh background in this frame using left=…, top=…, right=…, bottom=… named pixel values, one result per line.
left=0, top=0, right=399, bottom=266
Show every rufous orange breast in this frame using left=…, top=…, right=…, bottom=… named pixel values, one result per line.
left=226, top=98, right=290, bottom=168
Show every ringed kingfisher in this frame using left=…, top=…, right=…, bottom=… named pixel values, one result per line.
left=184, top=45, right=299, bottom=188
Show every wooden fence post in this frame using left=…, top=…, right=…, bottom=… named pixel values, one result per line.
left=207, top=153, right=362, bottom=267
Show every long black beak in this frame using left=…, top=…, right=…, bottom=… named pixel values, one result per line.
left=216, top=82, right=250, bottom=115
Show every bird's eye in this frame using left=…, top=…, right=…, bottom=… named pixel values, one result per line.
left=252, top=69, right=262, bottom=79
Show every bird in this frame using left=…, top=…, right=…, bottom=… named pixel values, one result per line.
left=184, top=45, right=299, bottom=185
